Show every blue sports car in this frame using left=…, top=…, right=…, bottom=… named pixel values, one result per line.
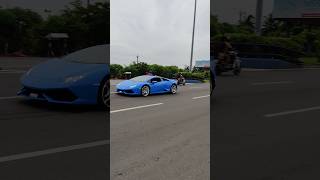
left=116, top=75, right=178, bottom=96
left=18, top=44, right=109, bottom=106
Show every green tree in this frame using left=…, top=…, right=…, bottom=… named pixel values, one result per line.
left=149, top=64, right=164, bottom=76
left=238, top=14, right=255, bottom=34
left=262, top=14, right=281, bottom=36
left=123, top=62, right=149, bottom=77
left=0, top=8, right=43, bottom=54
left=110, top=64, right=123, bottom=78
left=0, top=9, right=15, bottom=54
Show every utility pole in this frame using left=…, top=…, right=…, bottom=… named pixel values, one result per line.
left=136, top=55, right=139, bottom=64
left=239, top=10, right=242, bottom=23
left=189, top=0, right=197, bottom=72
left=255, top=0, right=263, bottom=36
left=239, top=11, right=246, bottom=23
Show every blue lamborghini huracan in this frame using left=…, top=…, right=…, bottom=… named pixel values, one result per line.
left=18, top=44, right=109, bottom=106
left=116, top=75, right=178, bottom=96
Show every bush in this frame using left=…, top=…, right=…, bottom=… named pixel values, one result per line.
left=110, top=62, right=183, bottom=79
left=110, top=62, right=210, bottom=81
left=180, top=72, right=207, bottom=81
left=213, top=33, right=303, bottom=52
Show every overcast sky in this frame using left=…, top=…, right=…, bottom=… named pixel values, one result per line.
left=211, top=0, right=274, bottom=24
left=111, top=0, right=210, bottom=67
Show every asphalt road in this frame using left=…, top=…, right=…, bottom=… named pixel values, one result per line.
left=7, top=57, right=319, bottom=179
left=110, top=82, right=210, bottom=180
left=0, top=58, right=109, bottom=180
left=212, top=69, right=320, bottom=180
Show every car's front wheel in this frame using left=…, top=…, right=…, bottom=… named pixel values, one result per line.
left=99, top=77, right=109, bottom=107
left=170, top=84, right=177, bottom=94
left=141, top=85, right=150, bottom=97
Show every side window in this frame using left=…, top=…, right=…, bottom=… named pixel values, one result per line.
left=151, top=78, right=162, bottom=82
left=162, top=78, right=169, bottom=81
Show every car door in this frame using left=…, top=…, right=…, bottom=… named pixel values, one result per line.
left=161, top=78, right=172, bottom=92
left=149, top=77, right=162, bottom=93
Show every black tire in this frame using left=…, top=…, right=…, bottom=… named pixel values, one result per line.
left=141, top=85, right=150, bottom=97
left=98, top=76, right=109, bottom=107
left=170, top=84, right=177, bottom=94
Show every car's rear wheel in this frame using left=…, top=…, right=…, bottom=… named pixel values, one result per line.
left=98, top=77, right=109, bottom=107
left=170, top=84, right=177, bottom=94
left=141, top=85, right=150, bottom=97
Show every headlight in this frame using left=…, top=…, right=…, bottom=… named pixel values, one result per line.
left=64, top=75, right=84, bottom=84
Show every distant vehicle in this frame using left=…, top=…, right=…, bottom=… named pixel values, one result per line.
left=18, top=44, right=109, bottom=107
left=116, top=75, right=178, bottom=97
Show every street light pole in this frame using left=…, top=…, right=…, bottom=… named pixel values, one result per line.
left=255, top=0, right=263, bottom=36
left=189, top=0, right=197, bottom=72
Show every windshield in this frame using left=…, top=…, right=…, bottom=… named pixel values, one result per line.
left=62, top=44, right=108, bottom=64
left=130, top=76, right=152, bottom=82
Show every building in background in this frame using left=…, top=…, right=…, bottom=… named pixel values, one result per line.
left=194, top=60, right=210, bottom=71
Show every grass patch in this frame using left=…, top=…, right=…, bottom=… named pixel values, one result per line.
left=299, top=57, right=320, bottom=66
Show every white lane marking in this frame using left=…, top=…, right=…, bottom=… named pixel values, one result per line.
left=251, top=81, right=294, bottom=86
left=192, top=95, right=210, bottom=100
left=111, top=103, right=163, bottom=114
left=0, top=140, right=109, bottom=163
left=0, top=96, right=21, bottom=100
left=265, top=106, right=320, bottom=118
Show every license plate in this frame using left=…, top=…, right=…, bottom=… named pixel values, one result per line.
left=30, top=93, right=38, bottom=98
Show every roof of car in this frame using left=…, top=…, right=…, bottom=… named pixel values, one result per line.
left=137, top=75, right=170, bottom=79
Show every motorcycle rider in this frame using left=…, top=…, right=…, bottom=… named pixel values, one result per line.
left=218, top=36, right=233, bottom=64
left=176, top=72, right=185, bottom=85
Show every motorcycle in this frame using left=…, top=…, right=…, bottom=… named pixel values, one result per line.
left=176, top=76, right=186, bottom=86
left=215, top=50, right=241, bottom=76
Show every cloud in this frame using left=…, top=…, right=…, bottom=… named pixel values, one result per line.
left=111, top=0, right=210, bottom=67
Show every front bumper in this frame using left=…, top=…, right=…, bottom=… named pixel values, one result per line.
left=18, top=86, right=77, bottom=102
left=18, top=85, right=99, bottom=105
left=116, top=88, right=140, bottom=95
